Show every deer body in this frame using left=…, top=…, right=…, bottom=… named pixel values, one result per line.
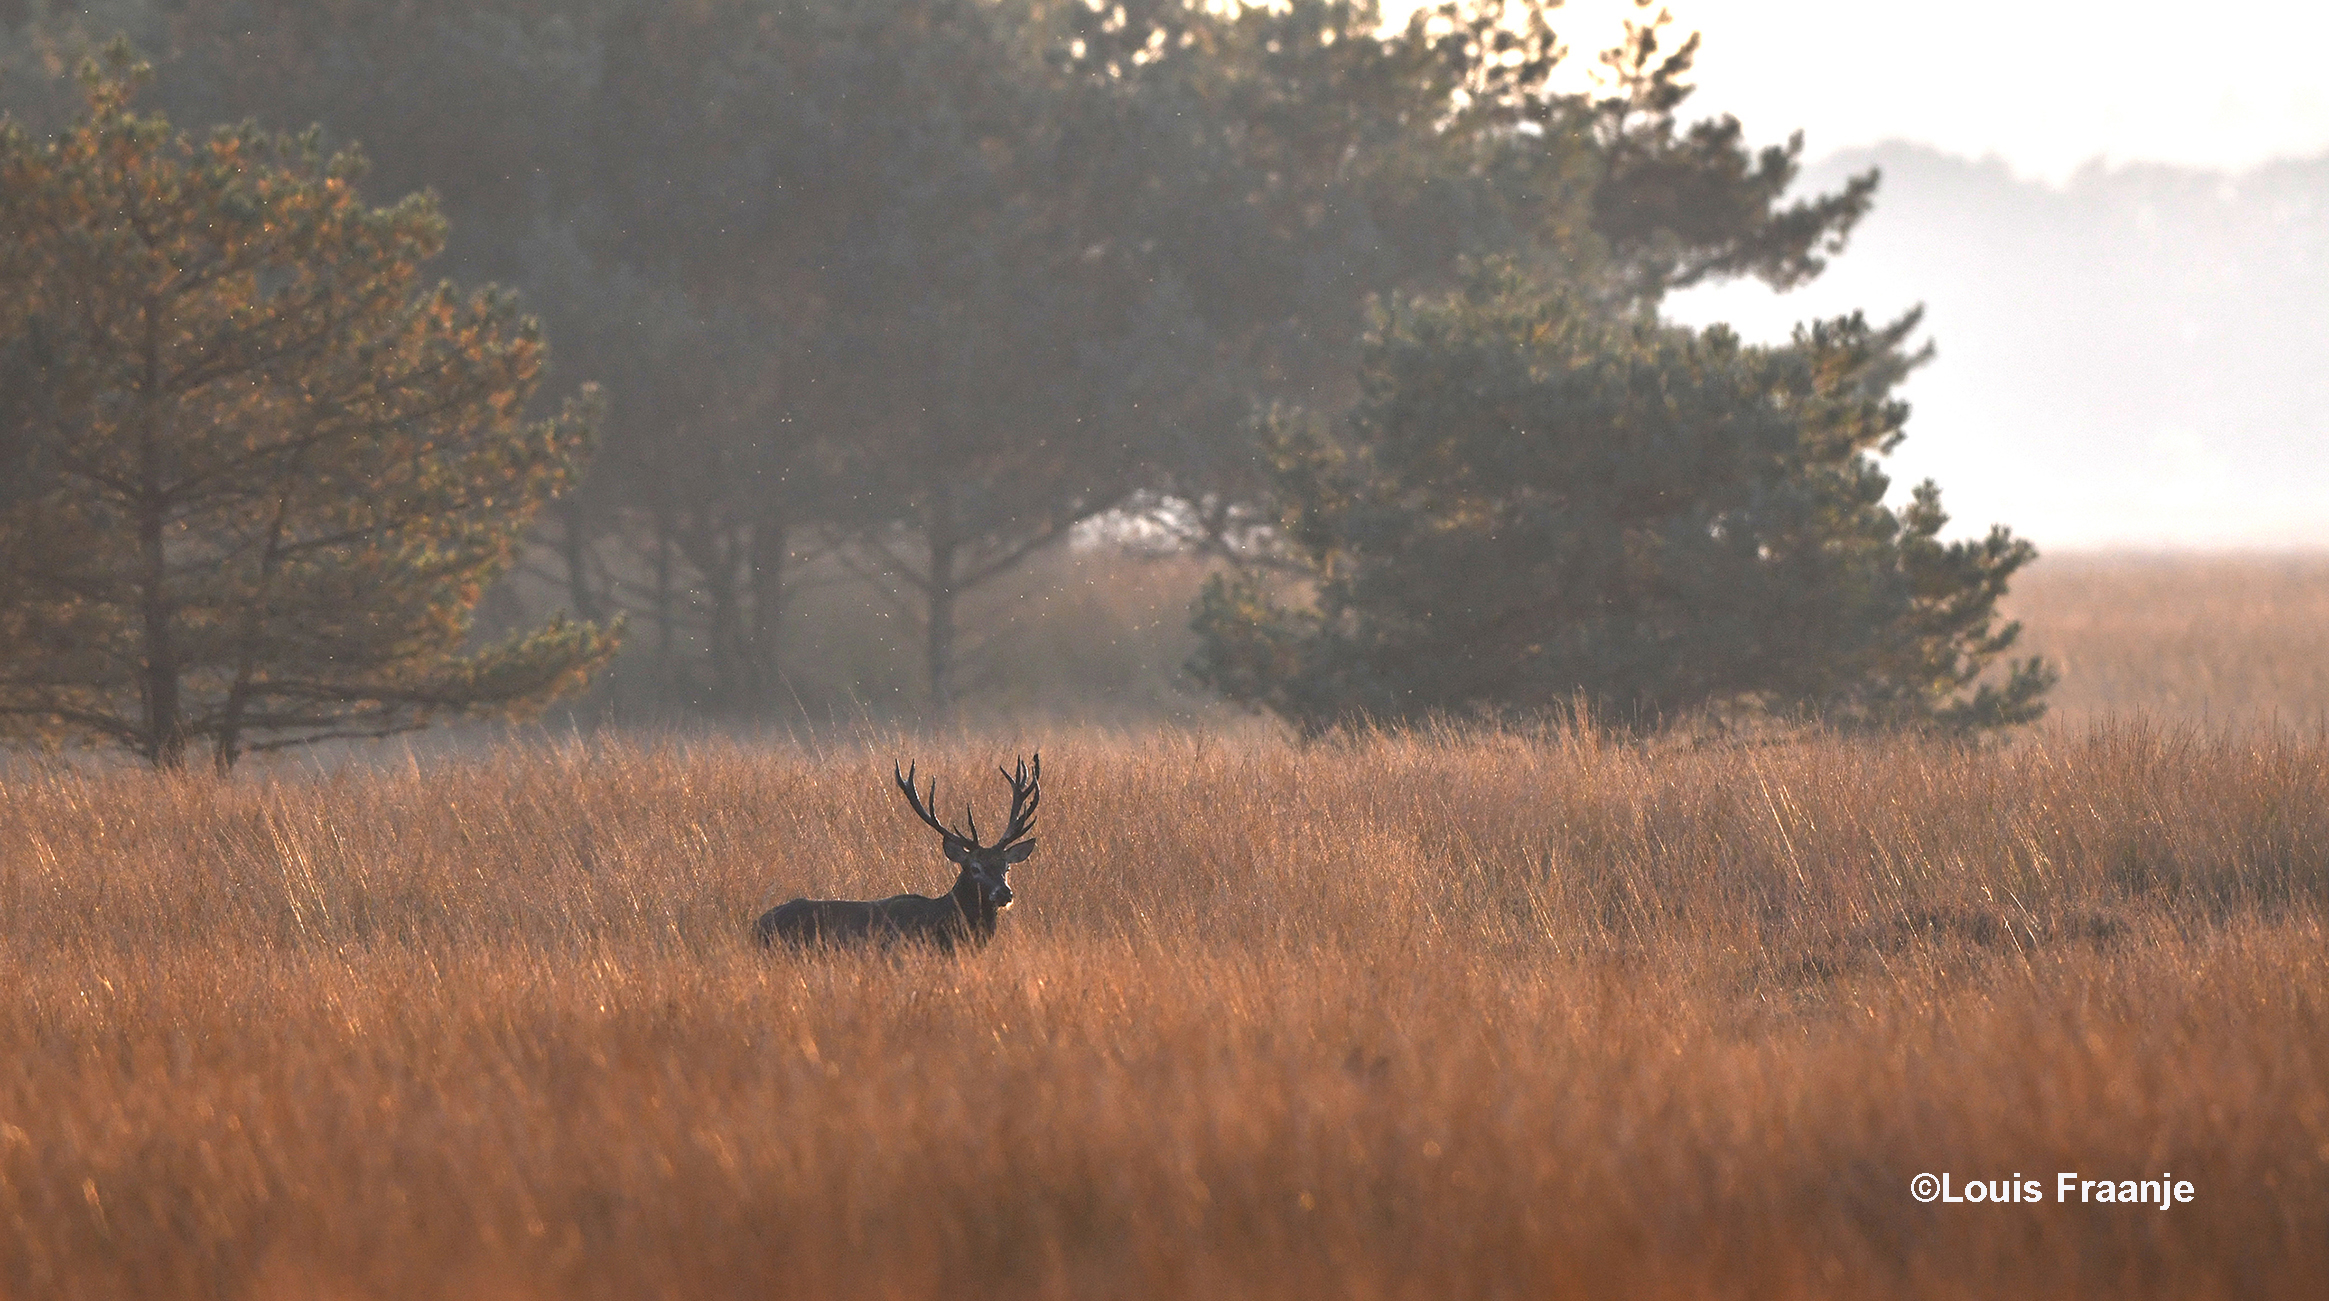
left=752, top=878, right=1001, bottom=952
left=754, top=756, right=1039, bottom=952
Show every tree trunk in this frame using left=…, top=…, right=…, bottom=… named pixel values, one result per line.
left=136, top=305, right=186, bottom=770
left=555, top=497, right=601, bottom=625
left=747, top=511, right=787, bottom=706
left=216, top=462, right=309, bottom=774
left=697, top=523, right=744, bottom=711
left=652, top=502, right=677, bottom=698
left=924, top=488, right=959, bottom=718
left=137, top=489, right=184, bottom=769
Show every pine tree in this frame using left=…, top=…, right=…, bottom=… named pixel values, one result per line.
left=0, top=51, right=617, bottom=770
left=1189, top=266, right=2054, bottom=734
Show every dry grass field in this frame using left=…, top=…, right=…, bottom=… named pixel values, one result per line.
left=2, top=722, right=2325, bottom=1298
left=2006, top=552, right=2329, bottom=729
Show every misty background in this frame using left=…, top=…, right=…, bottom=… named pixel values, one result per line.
left=1670, top=142, right=2329, bottom=549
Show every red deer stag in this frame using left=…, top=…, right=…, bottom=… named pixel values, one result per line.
left=754, top=755, right=1040, bottom=951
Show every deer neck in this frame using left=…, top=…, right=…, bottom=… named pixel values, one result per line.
left=948, top=871, right=999, bottom=944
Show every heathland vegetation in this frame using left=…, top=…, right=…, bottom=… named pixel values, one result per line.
left=3, top=553, right=2327, bottom=1297
left=2, top=709, right=2324, bottom=1296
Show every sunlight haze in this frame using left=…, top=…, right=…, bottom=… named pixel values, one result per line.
left=1386, top=1, right=2329, bottom=178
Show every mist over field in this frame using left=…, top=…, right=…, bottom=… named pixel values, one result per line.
left=1670, top=141, right=2329, bottom=549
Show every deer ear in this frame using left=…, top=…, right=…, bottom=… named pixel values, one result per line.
left=1003, top=839, right=1036, bottom=863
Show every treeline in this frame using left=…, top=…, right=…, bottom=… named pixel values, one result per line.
left=0, top=0, right=2049, bottom=751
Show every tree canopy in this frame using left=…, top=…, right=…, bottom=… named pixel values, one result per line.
left=1190, top=266, right=2054, bottom=733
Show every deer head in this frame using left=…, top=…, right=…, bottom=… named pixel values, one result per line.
left=895, top=754, right=1040, bottom=913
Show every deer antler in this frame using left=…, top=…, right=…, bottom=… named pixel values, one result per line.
left=994, top=754, right=1040, bottom=849
left=895, top=756, right=1039, bottom=851
left=895, top=762, right=971, bottom=849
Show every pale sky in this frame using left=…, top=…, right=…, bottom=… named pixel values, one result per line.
left=1384, top=0, right=2329, bottom=179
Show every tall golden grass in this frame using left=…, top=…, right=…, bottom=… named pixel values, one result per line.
left=2007, top=552, right=2329, bottom=728
left=2, top=723, right=2324, bottom=1297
